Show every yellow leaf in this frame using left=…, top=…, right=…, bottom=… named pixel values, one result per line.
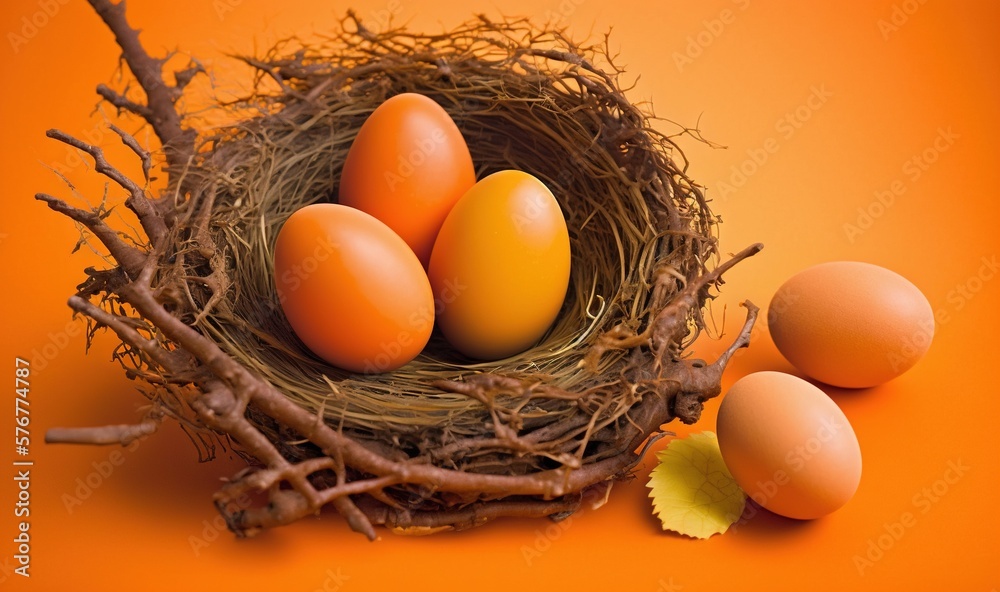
left=646, top=431, right=746, bottom=539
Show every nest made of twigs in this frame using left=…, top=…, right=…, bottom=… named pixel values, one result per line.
left=217, top=16, right=716, bottom=459
left=43, top=2, right=760, bottom=539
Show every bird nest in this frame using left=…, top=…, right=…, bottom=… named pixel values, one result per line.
left=42, top=0, right=761, bottom=539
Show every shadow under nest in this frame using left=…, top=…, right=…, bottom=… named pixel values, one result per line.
left=42, top=0, right=761, bottom=539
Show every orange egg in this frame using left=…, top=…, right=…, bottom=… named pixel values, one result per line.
left=428, top=170, right=571, bottom=360
left=273, top=204, right=434, bottom=373
left=717, top=371, right=863, bottom=520
left=338, top=93, right=477, bottom=267
left=768, top=261, right=934, bottom=388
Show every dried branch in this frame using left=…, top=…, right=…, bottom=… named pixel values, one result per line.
left=35, top=193, right=146, bottom=278
left=109, top=123, right=152, bottom=182
left=44, top=129, right=167, bottom=249
left=584, top=242, right=763, bottom=370
left=46, top=418, right=159, bottom=446
left=87, top=0, right=198, bottom=173
left=96, top=83, right=153, bottom=119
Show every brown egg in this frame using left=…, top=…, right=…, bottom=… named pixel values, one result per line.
left=768, top=261, right=934, bottom=388
left=717, top=371, right=863, bottom=520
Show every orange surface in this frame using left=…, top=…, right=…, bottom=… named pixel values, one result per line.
left=1, top=1, right=997, bottom=590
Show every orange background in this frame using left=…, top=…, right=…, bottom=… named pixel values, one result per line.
left=1, top=1, right=998, bottom=590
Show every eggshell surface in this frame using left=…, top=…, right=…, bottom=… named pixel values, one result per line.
left=338, top=93, right=476, bottom=267
left=273, top=204, right=434, bottom=373
left=717, top=371, right=862, bottom=520
left=768, top=261, right=934, bottom=388
left=428, top=170, right=571, bottom=360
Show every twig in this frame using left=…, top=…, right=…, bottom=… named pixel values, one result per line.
left=46, top=420, right=159, bottom=446
left=44, top=129, right=167, bottom=248
left=35, top=193, right=146, bottom=279
left=87, top=0, right=197, bottom=172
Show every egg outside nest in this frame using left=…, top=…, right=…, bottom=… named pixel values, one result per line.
left=40, top=1, right=762, bottom=539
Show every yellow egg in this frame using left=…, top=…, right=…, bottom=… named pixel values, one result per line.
left=717, top=371, right=863, bottom=520
left=428, top=170, right=571, bottom=360
left=768, top=261, right=934, bottom=388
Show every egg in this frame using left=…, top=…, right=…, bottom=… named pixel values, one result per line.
left=338, top=92, right=477, bottom=267
left=717, top=371, right=863, bottom=520
left=273, top=204, right=434, bottom=373
left=768, top=261, right=934, bottom=388
left=428, top=170, right=571, bottom=360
